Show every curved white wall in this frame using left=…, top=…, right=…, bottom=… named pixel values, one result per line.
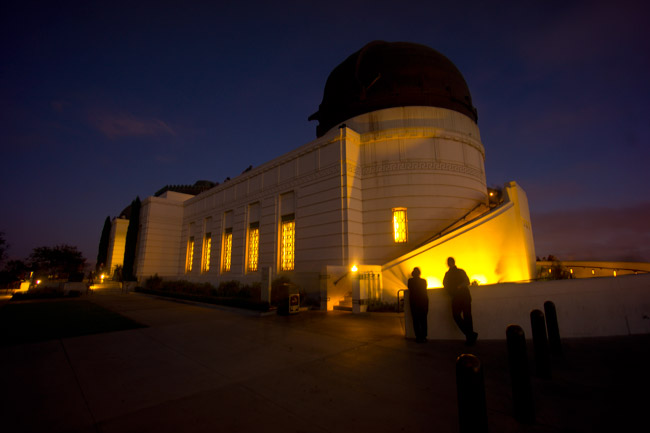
left=343, top=106, right=488, bottom=265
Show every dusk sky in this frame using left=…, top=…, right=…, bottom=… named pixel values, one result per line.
left=2, top=0, right=649, bottom=265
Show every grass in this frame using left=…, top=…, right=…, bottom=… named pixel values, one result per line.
left=0, top=299, right=146, bottom=346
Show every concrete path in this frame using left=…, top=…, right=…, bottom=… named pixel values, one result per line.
left=2, top=291, right=648, bottom=433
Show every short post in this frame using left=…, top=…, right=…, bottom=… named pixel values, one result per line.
left=456, top=354, right=488, bottom=433
left=506, top=325, right=535, bottom=423
left=544, top=301, right=562, bottom=357
left=530, top=309, right=551, bottom=378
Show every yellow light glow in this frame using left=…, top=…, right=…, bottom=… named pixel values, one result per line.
left=186, top=237, right=195, bottom=273
left=548, top=268, right=552, bottom=273
left=202, top=233, right=212, bottom=273
left=592, top=269, right=595, bottom=275
left=426, top=276, right=442, bottom=288
left=380, top=182, right=538, bottom=296
left=36, top=280, right=41, bottom=285
left=247, top=227, right=259, bottom=272
left=351, top=265, right=358, bottom=272
left=222, top=231, right=232, bottom=272
left=392, top=208, right=408, bottom=243
left=470, top=274, right=488, bottom=285
left=570, top=268, right=573, bottom=274
left=280, top=219, right=295, bottom=271
left=613, top=270, right=617, bottom=277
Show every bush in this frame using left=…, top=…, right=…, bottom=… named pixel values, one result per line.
left=367, top=300, right=398, bottom=312
left=141, top=277, right=262, bottom=301
left=144, top=274, right=163, bottom=290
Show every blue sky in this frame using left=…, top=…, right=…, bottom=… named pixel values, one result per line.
left=1, top=0, right=649, bottom=264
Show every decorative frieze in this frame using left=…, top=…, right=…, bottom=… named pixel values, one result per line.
left=362, top=160, right=484, bottom=179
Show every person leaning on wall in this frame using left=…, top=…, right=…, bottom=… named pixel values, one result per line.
left=443, top=257, right=478, bottom=346
left=407, top=267, right=429, bottom=343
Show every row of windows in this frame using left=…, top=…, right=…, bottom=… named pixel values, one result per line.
left=185, top=215, right=295, bottom=274
left=184, top=208, right=407, bottom=274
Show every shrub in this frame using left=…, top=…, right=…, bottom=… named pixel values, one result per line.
left=145, top=274, right=163, bottom=291
left=367, top=300, right=398, bottom=312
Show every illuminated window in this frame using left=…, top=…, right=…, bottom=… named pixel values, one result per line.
left=280, top=214, right=295, bottom=271
left=392, top=208, right=408, bottom=243
left=185, top=236, right=194, bottom=273
left=247, top=223, right=259, bottom=272
left=201, top=233, right=212, bottom=273
left=222, top=228, right=232, bottom=272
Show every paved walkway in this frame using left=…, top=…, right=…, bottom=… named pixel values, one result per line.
left=2, top=291, right=648, bottom=433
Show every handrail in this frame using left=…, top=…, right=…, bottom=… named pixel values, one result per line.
left=396, top=289, right=405, bottom=313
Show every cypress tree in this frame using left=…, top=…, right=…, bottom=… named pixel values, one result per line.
left=122, top=196, right=141, bottom=281
left=96, top=216, right=111, bottom=272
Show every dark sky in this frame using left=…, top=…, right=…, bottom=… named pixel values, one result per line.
left=2, top=0, right=649, bottom=264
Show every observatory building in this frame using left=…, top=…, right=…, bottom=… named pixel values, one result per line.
left=106, top=41, right=536, bottom=310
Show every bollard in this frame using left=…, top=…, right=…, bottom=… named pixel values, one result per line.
left=530, top=309, right=551, bottom=378
left=456, top=354, right=488, bottom=433
left=506, top=325, right=535, bottom=423
left=544, top=301, right=563, bottom=357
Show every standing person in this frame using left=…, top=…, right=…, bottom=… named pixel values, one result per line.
left=408, top=267, right=429, bottom=343
left=443, top=257, right=478, bottom=345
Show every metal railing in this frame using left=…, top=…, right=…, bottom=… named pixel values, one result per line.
left=396, top=289, right=405, bottom=313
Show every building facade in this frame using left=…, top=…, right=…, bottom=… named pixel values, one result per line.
left=108, top=41, right=538, bottom=308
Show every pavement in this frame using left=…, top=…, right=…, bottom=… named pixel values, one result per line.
left=1, top=291, right=649, bottom=433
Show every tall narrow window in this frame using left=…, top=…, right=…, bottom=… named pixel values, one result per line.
left=247, top=223, right=259, bottom=272
left=201, top=233, right=212, bottom=273
left=392, top=208, right=408, bottom=243
left=280, top=214, right=295, bottom=271
left=222, top=228, right=232, bottom=272
left=185, top=236, right=195, bottom=272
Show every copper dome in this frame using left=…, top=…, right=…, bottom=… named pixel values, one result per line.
left=309, top=41, right=478, bottom=137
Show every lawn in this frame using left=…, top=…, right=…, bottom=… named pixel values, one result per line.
left=0, top=299, right=146, bottom=346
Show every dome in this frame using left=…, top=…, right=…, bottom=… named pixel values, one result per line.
left=308, top=41, right=478, bottom=137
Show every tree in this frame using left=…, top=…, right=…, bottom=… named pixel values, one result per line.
left=28, top=245, right=86, bottom=280
left=0, top=231, right=7, bottom=266
left=96, top=216, right=111, bottom=272
left=0, top=259, right=28, bottom=288
left=122, top=197, right=141, bottom=281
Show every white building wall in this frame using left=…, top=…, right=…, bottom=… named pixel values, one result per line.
left=106, top=217, right=128, bottom=275
left=135, top=191, right=193, bottom=279
left=345, top=106, right=488, bottom=266
left=405, top=273, right=650, bottom=340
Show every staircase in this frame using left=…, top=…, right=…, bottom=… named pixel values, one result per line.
left=333, top=293, right=353, bottom=311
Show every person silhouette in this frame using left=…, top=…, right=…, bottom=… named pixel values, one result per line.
left=408, top=267, right=429, bottom=343
left=443, top=257, right=478, bottom=345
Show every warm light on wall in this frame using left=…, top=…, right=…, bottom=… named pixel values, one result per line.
left=247, top=226, right=259, bottom=272
left=351, top=265, right=358, bottom=272
left=392, top=208, right=408, bottom=243
left=613, top=270, right=617, bottom=277
left=222, top=230, right=232, bottom=272
left=202, top=233, right=211, bottom=273
left=186, top=237, right=194, bottom=273
left=382, top=182, right=537, bottom=298
left=280, top=218, right=295, bottom=271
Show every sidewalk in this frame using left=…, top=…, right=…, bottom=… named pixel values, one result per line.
left=2, top=291, right=648, bottom=433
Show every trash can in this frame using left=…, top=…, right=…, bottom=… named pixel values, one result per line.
left=289, top=293, right=300, bottom=314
